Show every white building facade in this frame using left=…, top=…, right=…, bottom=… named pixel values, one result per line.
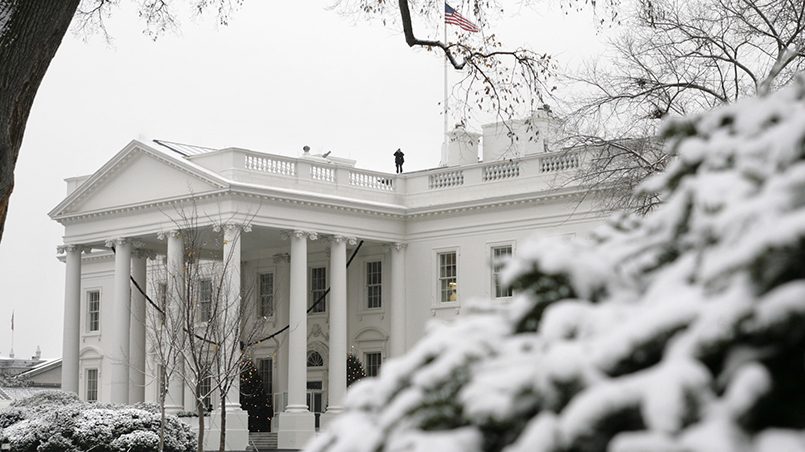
left=50, top=115, right=605, bottom=450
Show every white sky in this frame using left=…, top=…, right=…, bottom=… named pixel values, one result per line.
left=0, top=1, right=613, bottom=359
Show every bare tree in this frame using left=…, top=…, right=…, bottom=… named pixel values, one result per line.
left=564, top=0, right=805, bottom=213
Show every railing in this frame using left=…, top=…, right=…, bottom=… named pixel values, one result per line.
left=244, top=154, right=296, bottom=176
left=429, top=170, right=464, bottom=189
left=482, top=160, right=520, bottom=182
left=349, top=170, right=395, bottom=191
left=310, top=165, right=335, bottom=183
left=540, top=152, right=579, bottom=173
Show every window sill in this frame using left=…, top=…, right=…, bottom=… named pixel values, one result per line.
left=430, top=303, right=460, bottom=316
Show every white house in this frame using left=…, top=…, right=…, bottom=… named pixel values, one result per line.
left=50, top=110, right=607, bottom=450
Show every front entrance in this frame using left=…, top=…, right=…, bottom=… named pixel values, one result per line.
left=306, top=381, right=323, bottom=430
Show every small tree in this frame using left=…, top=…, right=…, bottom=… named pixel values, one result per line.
left=239, top=359, right=272, bottom=432
left=346, top=353, right=366, bottom=387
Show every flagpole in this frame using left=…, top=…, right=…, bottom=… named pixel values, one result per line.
left=443, top=5, right=448, bottom=141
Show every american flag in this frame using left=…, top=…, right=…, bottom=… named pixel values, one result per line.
left=445, top=3, right=480, bottom=33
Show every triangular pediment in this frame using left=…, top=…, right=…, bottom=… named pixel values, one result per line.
left=50, top=140, right=228, bottom=218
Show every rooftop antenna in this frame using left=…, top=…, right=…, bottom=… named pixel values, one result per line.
left=322, top=151, right=332, bottom=158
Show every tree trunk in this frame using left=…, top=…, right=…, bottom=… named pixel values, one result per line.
left=159, top=389, right=167, bottom=452
left=0, top=0, right=77, bottom=242
left=197, top=395, right=205, bottom=452
left=219, top=392, right=227, bottom=452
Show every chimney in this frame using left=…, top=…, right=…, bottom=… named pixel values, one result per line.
left=482, top=106, right=560, bottom=161
left=440, top=124, right=480, bottom=167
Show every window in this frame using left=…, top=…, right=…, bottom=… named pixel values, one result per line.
left=492, top=245, right=513, bottom=298
left=365, top=352, right=382, bottom=377
left=307, top=351, right=324, bottom=367
left=198, top=373, right=212, bottom=411
left=258, top=273, right=274, bottom=317
left=86, top=368, right=98, bottom=402
left=199, top=279, right=212, bottom=322
left=157, top=283, right=167, bottom=324
left=438, top=251, right=458, bottom=303
left=258, top=359, right=273, bottom=398
left=366, top=261, right=382, bottom=309
left=310, top=267, right=327, bottom=313
left=87, top=290, right=100, bottom=332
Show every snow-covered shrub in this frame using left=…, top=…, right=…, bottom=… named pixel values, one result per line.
left=9, top=389, right=79, bottom=408
left=0, top=392, right=196, bottom=452
left=307, top=75, right=805, bottom=452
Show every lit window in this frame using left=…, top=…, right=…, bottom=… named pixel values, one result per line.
left=492, top=245, right=513, bottom=298
left=365, top=352, right=382, bottom=377
left=199, top=279, right=212, bottom=322
left=86, top=368, right=98, bottom=402
left=307, top=351, right=324, bottom=367
left=438, top=252, right=458, bottom=303
left=366, top=261, right=382, bottom=309
left=258, top=273, right=274, bottom=317
left=87, top=290, right=100, bottom=332
left=310, top=267, right=327, bottom=313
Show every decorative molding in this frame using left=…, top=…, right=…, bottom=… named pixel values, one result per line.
left=132, top=247, right=157, bottom=259
left=56, top=244, right=89, bottom=255
left=283, top=230, right=318, bottom=241
left=156, top=230, right=181, bottom=241
left=104, top=238, right=129, bottom=248
left=384, top=242, right=407, bottom=252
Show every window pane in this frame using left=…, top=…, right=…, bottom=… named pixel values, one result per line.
left=88, top=291, right=100, bottom=332
left=258, top=359, right=273, bottom=397
left=86, top=369, right=98, bottom=402
left=365, top=352, right=382, bottom=377
left=310, top=267, right=326, bottom=313
left=366, top=261, right=382, bottom=309
left=199, top=373, right=212, bottom=411
left=199, top=279, right=212, bottom=322
left=438, top=252, right=457, bottom=302
left=259, top=273, right=274, bottom=317
left=492, top=246, right=513, bottom=298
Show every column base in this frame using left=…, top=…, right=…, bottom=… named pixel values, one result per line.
left=278, top=410, right=316, bottom=449
left=319, top=408, right=344, bottom=432
left=207, top=407, right=249, bottom=451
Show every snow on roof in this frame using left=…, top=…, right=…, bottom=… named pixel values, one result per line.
left=17, top=359, right=61, bottom=378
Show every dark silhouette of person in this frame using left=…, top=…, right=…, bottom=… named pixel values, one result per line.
left=394, top=148, right=405, bottom=174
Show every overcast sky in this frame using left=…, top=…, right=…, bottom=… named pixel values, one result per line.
left=0, top=1, right=612, bottom=359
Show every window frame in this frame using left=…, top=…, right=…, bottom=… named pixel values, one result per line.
left=309, top=265, right=328, bottom=314
left=198, top=278, right=212, bottom=322
left=364, top=352, right=382, bottom=377
left=86, top=368, right=98, bottom=402
left=489, top=242, right=515, bottom=299
left=257, top=358, right=273, bottom=399
left=257, top=272, right=275, bottom=318
left=365, top=260, right=383, bottom=310
left=86, top=288, right=102, bottom=334
left=433, top=248, right=460, bottom=305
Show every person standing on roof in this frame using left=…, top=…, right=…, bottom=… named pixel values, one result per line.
left=394, top=148, right=405, bottom=174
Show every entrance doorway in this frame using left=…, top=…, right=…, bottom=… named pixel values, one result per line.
left=306, top=381, right=323, bottom=429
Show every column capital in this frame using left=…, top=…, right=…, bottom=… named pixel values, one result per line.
left=330, top=235, right=358, bottom=246
left=282, top=230, right=318, bottom=241
left=386, top=242, right=407, bottom=252
left=57, top=244, right=88, bottom=255
left=273, top=253, right=291, bottom=264
left=157, top=230, right=182, bottom=241
left=214, top=222, right=253, bottom=233
left=132, top=247, right=156, bottom=259
left=104, top=237, right=130, bottom=248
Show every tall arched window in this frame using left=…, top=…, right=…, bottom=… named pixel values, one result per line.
left=307, top=351, right=324, bottom=367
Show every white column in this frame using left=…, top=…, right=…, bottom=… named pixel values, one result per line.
left=60, top=245, right=84, bottom=394
left=278, top=230, right=317, bottom=450
left=273, top=253, right=291, bottom=411
left=129, top=249, right=148, bottom=403
left=221, top=223, right=246, bottom=410
left=287, top=230, right=314, bottom=412
left=389, top=242, right=407, bottom=357
left=164, top=230, right=185, bottom=413
left=325, top=236, right=351, bottom=414
left=107, top=238, right=132, bottom=404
